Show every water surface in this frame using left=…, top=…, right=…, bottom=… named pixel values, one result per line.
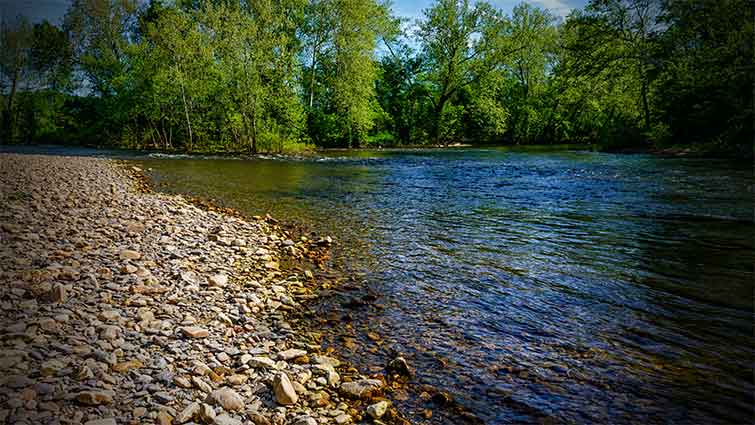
left=138, top=149, right=754, bottom=424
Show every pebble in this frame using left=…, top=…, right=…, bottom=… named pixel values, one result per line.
left=76, top=391, right=113, bottom=405
left=339, top=379, right=383, bottom=398
left=83, top=419, right=117, bottom=425
left=181, top=326, right=210, bottom=338
left=208, top=274, right=228, bottom=287
left=277, top=349, right=307, bottom=361
left=175, top=402, right=201, bottom=423
left=207, top=387, right=244, bottom=411
left=366, top=400, right=389, bottom=419
left=214, top=414, right=242, bottom=425
left=273, top=372, right=298, bottom=405
left=119, top=249, right=142, bottom=260
left=0, top=154, right=394, bottom=425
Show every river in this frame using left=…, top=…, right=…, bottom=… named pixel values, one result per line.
left=135, top=148, right=753, bottom=424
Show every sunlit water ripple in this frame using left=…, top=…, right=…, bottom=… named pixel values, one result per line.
left=136, top=149, right=753, bottom=424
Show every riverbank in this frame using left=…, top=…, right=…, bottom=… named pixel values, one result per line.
left=0, top=154, right=405, bottom=425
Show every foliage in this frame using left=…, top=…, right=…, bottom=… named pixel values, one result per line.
left=0, top=0, right=750, bottom=157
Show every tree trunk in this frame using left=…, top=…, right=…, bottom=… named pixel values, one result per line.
left=309, top=49, right=317, bottom=109
left=251, top=100, right=258, bottom=154
left=180, top=83, right=193, bottom=151
left=4, top=68, right=19, bottom=140
left=433, top=95, right=448, bottom=146
left=640, top=77, right=650, bottom=130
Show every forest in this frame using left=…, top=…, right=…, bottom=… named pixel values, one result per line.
left=0, top=0, right=752, bottom=155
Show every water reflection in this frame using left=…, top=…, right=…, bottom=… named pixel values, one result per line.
left=139, top=149, right=753, bottom=424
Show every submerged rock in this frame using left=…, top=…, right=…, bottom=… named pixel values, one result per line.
left=339, top=379, right=383, bottom=398
left=366, top=400, right=389, bottom=419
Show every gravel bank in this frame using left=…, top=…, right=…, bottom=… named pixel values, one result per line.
left=0, top=154, right=402, bottom=425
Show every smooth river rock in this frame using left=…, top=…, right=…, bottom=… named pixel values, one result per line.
left=273, top=372, right=298, bottom=405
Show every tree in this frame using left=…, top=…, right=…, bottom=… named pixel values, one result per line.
left=504, top=3, right=558, bottom=143
left=302, top=0, right=337, bottom=109
left=653, top=0, right=753, bottom=152
left=0, top=16, right=32, bottom=142
left=417, top=0, right=517, bottom=145
left=332, top=0, right=389, bottom=147
left=565, top=0, right=661, bottom=131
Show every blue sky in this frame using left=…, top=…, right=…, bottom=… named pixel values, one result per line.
left=0, top=0, right=588, bottom=26
left=393, top=0, right=588, bottom=21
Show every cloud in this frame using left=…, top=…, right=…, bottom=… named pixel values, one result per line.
left=531, top=0, right=578, bottom=17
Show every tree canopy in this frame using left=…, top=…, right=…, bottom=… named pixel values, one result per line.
left=0, top=0, right=751, bottom=156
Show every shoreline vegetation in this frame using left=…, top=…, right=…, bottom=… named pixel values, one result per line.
left=0, top=0, right=752, bottom=157
left=0, top=153, right=423, bottom=425
left=2, top=142, right=750, bottom=162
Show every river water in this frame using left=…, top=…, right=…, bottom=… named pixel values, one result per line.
left=136, top=148, right=753, bottom=424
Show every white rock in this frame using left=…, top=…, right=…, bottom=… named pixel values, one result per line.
left=277, top=348, right=307, bottom=361
left=208, top=274, right=228, bottom=287
left=207, top=387, right=244, bottom=412
left=273, top=372, right=298, bottom=405
left=367, top=400, right=389, bottom=419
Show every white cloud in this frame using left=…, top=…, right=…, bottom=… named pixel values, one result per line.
left=531, top=0, right=576, bottom=18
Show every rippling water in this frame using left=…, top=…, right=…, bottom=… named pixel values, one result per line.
left=137, top=148, right=754, bottom=424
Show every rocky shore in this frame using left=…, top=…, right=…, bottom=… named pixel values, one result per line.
left=0, top=154, right=403, bottom=425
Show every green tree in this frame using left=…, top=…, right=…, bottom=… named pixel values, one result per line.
left=417, top=0, right=517, bottom=145
left=653, top=0, right=753, bottom=153
left=0, top=16, right=33, bottom=142
left=504, top=3, right=558, bottom=143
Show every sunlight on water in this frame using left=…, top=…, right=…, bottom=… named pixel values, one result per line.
left=139, top=149, right=754, bottom=424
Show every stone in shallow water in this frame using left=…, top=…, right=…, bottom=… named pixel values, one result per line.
left=366, top=400, right=389, bottom=419
left=339, top=379, right=383, bottom=398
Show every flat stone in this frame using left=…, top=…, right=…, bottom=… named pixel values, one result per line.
left=207, top=387, right=244, bottom=412
left=312, top=355, right=340, bottom=368
left=181, top=326, right=209, bottom=338
left=84, top=419, right=116, bottom=425
left=156, top=410, right=173, bottom=425
left=277, top=348, right=307, bottom=361
left=119, top=249, right=141, bottom=260
left=76, top=391, right=113, bottom=405
left=246, top=356, right=276, bottom=369
left=293, top=416, right=317, bottom=425
left=339, top=379, right=383, bottom=398
left=112, top=359, right=143, bottom=373
left=214, top=414, right=241, bottom=425
left=207, top=274, right=228, bottom=287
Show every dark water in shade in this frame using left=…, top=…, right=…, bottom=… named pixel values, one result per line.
left=136, top=149, right=754, bottom=424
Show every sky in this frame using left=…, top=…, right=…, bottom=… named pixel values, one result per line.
left=0, top=0, right=588, bottom=26
left=393, top=0, right=587, bottom=21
